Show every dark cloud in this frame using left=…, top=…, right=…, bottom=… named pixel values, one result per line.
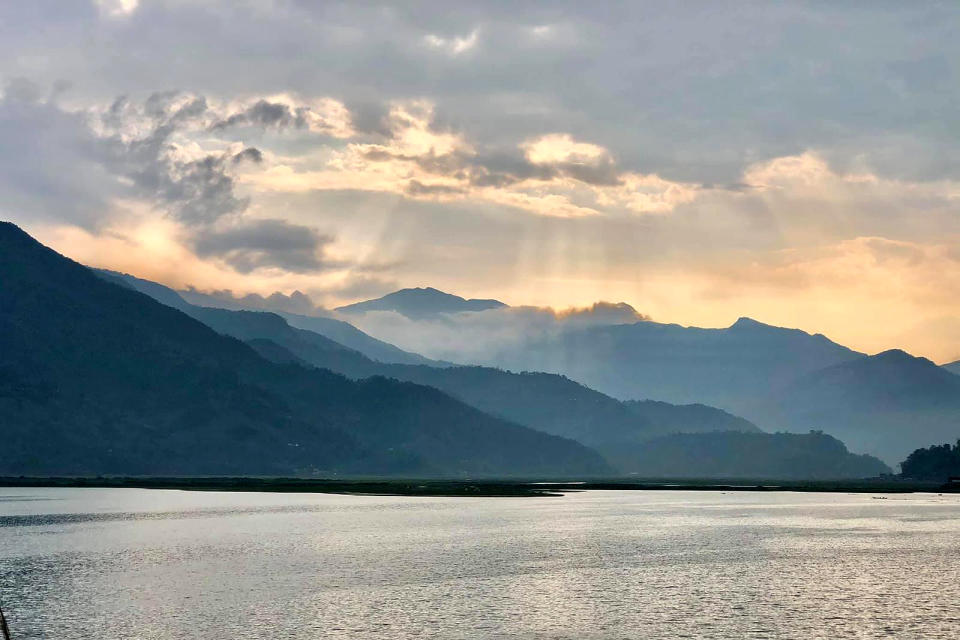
left=406, top=180, right=465, bottom=196
left=233, top=147, right=263, bottom=164
left=211, top=100, right=309, bottom=131
left=0, top=85, right=340, bottom=277
left=143, top=151, right=248, bottom=225
left=344, top=100, right=392, bottom=137
left=94, top=92, right=253, bottom=226
left=0, top=83, right=246, bottom=231
left=363, top=139, right=623, bottom=192
left=559, top=158, right=623, bottom=187
left=127, top=91, right=210, bottom=126
left=192, top=218, right=335, bottom=274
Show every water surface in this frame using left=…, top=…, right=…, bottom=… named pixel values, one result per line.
left=1, top=488, right=958, bottom=639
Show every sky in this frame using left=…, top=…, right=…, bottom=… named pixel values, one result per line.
left=1, top=1, right=959, bottom=362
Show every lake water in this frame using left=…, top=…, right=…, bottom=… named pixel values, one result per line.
left=1, top=488, right=958, bottom=639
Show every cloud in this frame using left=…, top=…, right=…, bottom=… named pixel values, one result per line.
left=177, top=272, right=401, bottom=314
left=523, top=134, right=607, bottom=166
left=556, top=301, right=651, bottom=325
left=192, top=218, right=336, bottom=274
left=244, top=100, right=698, bottom=218
left=210, top=96, right=353, bottom=137
left=340, top=301, right=650, bottom=364
left=405, top=180, right=465, bottom=196
left=424, top=28, right=480, bottom=56
left=0, top=84, right=351, bottom=282
left=0, top=79, right=119, bottom=228
left=4, top=2, right=959, bottom=183
left=180, top=287, right=321, bottom=315
left=155, top=153, right=249, bottom=225
left=233, top=147, right=263, bottom=164
left=212, top=99, right=306, bottom=130
left=94, top=0, right=138, bottom=19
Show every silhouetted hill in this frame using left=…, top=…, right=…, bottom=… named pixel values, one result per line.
left=782, top=350, right=960, bottom=410
left=245, top=338, right=307, bottom=366
left=475, top=316, right=960, bottom=464
left=98, top=273, right=775, bottom=466
left=900, top=440, right=960, bottom=481
left=488, top=316, right=863, bottom=411
left=615, top=431, right=890, bottom=479
left=761, top=350, right=960, bottom=464
left=0, top=222, right=610, bottom=477
left=943, top=360, right=960, bottom=376
left=277, top=311, right=441, bottom=365
left=623, top=400, right=760, bottom=435
left=334, top=364, right=681, bottom=448
left=93, top=268, right=897, bottom=479
left=335, top=287, right=507, bottom=319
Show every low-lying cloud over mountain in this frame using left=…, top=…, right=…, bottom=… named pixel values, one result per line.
left=338, top=296, right=652, bottom=364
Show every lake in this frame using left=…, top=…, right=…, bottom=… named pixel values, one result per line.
left=1, top=488, right=958, bottom=639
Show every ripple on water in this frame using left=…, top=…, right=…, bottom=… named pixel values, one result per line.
left=0, top=489, right=958, bottom=639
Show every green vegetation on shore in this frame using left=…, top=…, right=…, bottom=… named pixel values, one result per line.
left=900, top=440, right=960, bottom=481
left=0, top=476, right=950, bottom=497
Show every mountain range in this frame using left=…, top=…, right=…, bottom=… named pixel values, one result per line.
left=0, top=222, right=608, bottom=477
left=101, top=269, right=901, bottom=476
left=763, top=349, right=960, bottom=464
left=486, top=316, right=864, bottom=409
left=174, top=283, right=435, bottom=366
left=329, top=289, right=960, bottom=464
left=100, top=270, right=769, bottom=471
left=0, top=222, right=918, bottom=477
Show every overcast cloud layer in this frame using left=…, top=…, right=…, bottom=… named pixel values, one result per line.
left=1, top=1, right=959, bottom=361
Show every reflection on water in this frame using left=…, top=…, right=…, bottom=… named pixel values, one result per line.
left=1, top=488, right=959, bottom=639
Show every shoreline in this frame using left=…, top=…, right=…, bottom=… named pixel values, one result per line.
left=0, top=476, right=953, bottom=497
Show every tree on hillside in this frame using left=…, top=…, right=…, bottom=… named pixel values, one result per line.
left=900, top=440, right=960, bottom=481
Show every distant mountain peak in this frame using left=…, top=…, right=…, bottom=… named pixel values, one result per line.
left=727, top=317, right=837, bottom=342
left=825, top=348, right=948, bottom=376
left=727, top=316, right=802, bottom=334
left=786, top=347, right=960, bottom=411
left=872, top=348, right=923, bottom=362
left=730, top=316, right=766, bottom=329
left=335, top=287, right=508, bottom=319
left=842, top=349, right=945, bottom=374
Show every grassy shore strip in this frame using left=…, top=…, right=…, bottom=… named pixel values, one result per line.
left=0, top=476, right=953, bottom=496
